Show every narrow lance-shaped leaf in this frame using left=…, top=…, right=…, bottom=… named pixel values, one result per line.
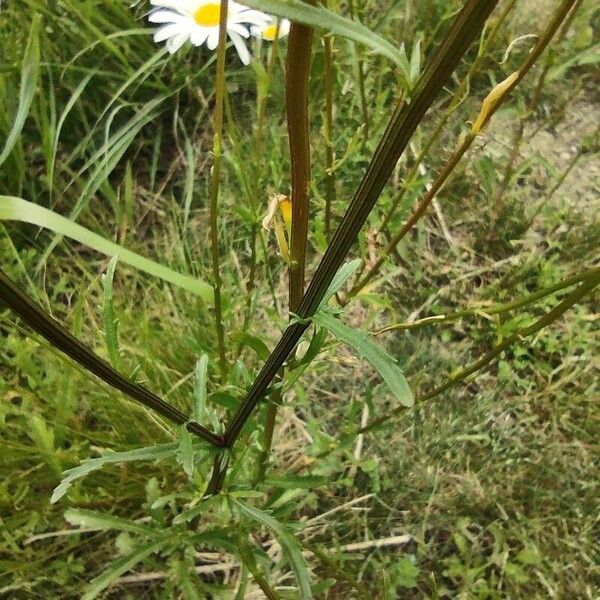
left=102, top=256, right=122, bottom=370
left=239, top=0, right=407, bottom=67
left=0, top=196, right=213, bottom=301
left=313, top=311, right=414, bottom=407
left=0, top=15, right=41, bottom=167
left=233, top=499, right=313, bottom=599
left=64, top=509, right=155, bottom=535
left=82, top=534, right=173, bottom=600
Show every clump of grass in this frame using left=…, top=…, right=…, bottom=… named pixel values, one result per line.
left=1, top=0, right=599, bottom=597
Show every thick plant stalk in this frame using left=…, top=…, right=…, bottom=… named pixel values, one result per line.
left=287, top=5, right=315, bottom=311
left=222, top=0, right=500, bottom=449
left=208, top=0, right=230, bottom=382
left=0, top=269, right=225, bottom=447
left=255, top=4, right=316, bottom=485
left=348, top=0, right=581, bottom=299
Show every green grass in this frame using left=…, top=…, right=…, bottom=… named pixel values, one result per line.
left=1, top=0, right=599, bottom=598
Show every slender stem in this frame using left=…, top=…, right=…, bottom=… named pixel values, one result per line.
left=375, top=0, right=517, bottom=240
left=323, top=28, right=335, bottom=241
left=348, top=0, right=370, bottom=138
left=223, top=0, right=500, bottom=448
left=208, top=0, right=230, bottom=383
left=0, top=269, right=225, bottom=447
left=360, top=271, right=600, bottom=436
left=372, top=266, right=600, bottom=335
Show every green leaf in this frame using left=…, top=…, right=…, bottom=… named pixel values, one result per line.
left=231, top=331, right=271, bottom=361
left=236, top=536, right=281, bottom=600
left=394, top=556, right=420, bottom=589
left=193, top=354, right=209, bottom=422
left=0, top=196, right=213, bottom=301
left=265, top=475, right=327, bottom=490
left=516, top=547, right=541, bottom=565
left=313, top=311, right=414, bottom=407
left=102, top=255, right=122, bottom=370
left=0, top=15, right=41, bottom=167
left=64, top=509, right=154, bottom=535
left=176, top=426, right=195, bottom=479
left=232, top=499, right=313, bottom=599
left=82, top=534, right=172, bottom=600
left=236, top=1, right=405, bottom=67
left=319, top=259, right=362, bottom=308
left=193, top=354, right=220, bottom=431
left=51, top=443, right=181, bottom=503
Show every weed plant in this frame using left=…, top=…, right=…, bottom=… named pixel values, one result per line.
left=0, top=0, right=599, bottom=597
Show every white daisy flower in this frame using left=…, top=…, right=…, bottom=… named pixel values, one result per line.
left=149, top=0, right=271, bottom=64
left=251, top=17, right=291, bottom=41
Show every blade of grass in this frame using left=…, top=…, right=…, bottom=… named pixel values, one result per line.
left=0, top=196, right=213, bottom=301
left=238, top=0, right=408, bottom=68
left=101, top=255, right=122, bottom=370
left=0, top=15, right=41, bottom=168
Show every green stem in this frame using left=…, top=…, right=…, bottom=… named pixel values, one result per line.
left=323, top=27, right=335, bottom=241
left=372, top=266, right=600, bottom=335
left=349, top=0, right=580, bottom=299
left=360, top=270, right=600, bottom=436
left=208, top=0, right=230, bottom=383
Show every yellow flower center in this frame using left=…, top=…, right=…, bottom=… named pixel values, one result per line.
left=194, top=3, right=222, bottom=27
left=261, top=24, right=279, bottom=41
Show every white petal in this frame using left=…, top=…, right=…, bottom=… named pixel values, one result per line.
left=229, top=31, right=251, bottom=65
left=233, top=10, right=271, bottom=27
left=228, top=23, right=250, bottom=38
left=206, top=28, right=220, bottom=50
left=151, top=0, right=196, bottom=16
left=190, top=28, right=209, bottom=46
left=154, top=23, right=185, bottom=42
left=277, top=19, right=291, bottom=38
left=166, top=32, right=189, bottom=54
left=148, top=10, right=186, bottom=24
